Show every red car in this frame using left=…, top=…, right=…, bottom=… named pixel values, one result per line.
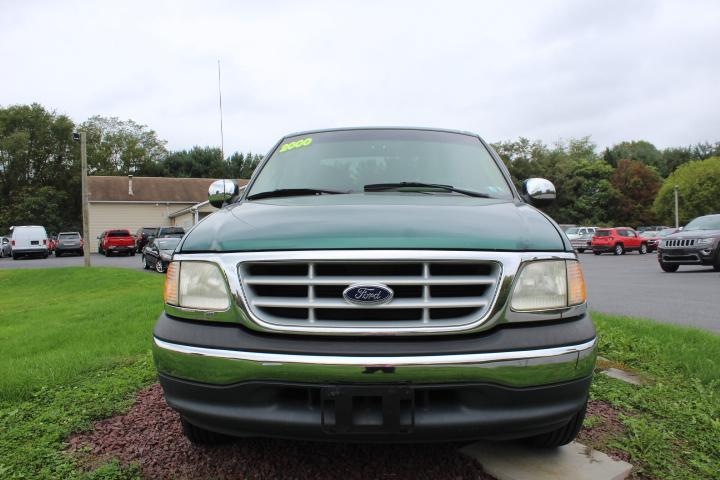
left=591, top=227, right=649, bottom=255
left=97, top=229, right=136, bottom=256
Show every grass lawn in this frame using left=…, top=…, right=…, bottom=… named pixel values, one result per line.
left=0, top=268, right=718, bottom=479
left=0, top=267, right=163, bottom=401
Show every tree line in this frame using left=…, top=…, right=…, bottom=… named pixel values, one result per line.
left=1, top=103, right=719, bottom=234
left=0, top=104, right=262, bottom=234
left=491, top=137, right=720, bottom=227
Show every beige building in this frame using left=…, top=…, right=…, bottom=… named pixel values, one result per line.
left=87, top=176, right=248, bottom=251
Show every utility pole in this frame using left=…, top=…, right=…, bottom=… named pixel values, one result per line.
left=674, top=184, right=679, bottom=229
left=80, top=132, right=91, bottom=267
left=217, top=59, right=225, bottom=162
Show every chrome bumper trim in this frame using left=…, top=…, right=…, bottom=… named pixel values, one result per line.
left=153, top=336, right=597, bottom=387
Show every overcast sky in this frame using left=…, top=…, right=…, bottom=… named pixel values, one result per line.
left=2, top=0, right=719, bottom=154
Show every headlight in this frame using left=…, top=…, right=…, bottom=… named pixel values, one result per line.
left=164, top=261, right=230, bottom=311
left=510, top=260, right=586, bottom=312
left=696, top=238, right=713, bottom=246
left=160, top=253, right=172, bottom=261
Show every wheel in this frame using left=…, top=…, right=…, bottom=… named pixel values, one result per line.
left=639, top=243, right=648, bottom=254
left=155, top=260, right=165, bottom=273
left=12, top=253, right=18, bottom=260
left=130, top=251, right=135, bottom=256
left=593, top=251, right=601, bottom=256
left=614, top=244, right=624, bottom=255
left=526, top=401, right=587, bottom=448
left=577, top=249, right=585, bottom=253
left=43, top=253, right=48, bottom=259
left=55, top=250, right=61, bottom=257
left=180, top=418, right=230, bottom=445
left=660, top=262, right=679, bottom=272
left=143, top=255, right=150, bottom=269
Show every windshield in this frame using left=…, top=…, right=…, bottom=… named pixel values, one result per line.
left=156, top=238, right=180, bottom=250
left=58, top=233, right=80, bottom=239
left=656, top=228, right=675, bottom=237
left=565, top=228, right=579, bottom=235
left=248, top=129, right=513, bottom=198
left=639, top=231, right=656, bottom=237
left=683, top=215, right=720, bottom=231
left=595, top=230, right=612, bottom=237
left=108, top=230, right=130, bottom=237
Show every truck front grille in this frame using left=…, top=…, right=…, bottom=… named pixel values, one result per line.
left=239, top=260, right=501, bottom=330
left=664, top=239, right=695, bottom=248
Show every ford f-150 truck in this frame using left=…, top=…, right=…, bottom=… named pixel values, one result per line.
left=153, top=127, right=595, bottom=447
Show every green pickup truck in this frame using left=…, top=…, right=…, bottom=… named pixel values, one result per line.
left=153, top=127, right=596, bottom=446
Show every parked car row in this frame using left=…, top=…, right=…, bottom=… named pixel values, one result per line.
left=566, top=214, right=720, bottom=273
left=3, top=225, right=186, bottom=263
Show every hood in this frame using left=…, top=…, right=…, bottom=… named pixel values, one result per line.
left=179, top=193, right=568, bottom=252
left=667, top=229, right=720, bottom=239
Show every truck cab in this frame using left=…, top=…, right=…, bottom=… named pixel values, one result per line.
left=153, top=128, right=595, bottom=447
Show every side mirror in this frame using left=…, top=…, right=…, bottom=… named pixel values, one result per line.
left=208, top=179, right=239, bottom=208
left=522, top=178, right=556, bottom=207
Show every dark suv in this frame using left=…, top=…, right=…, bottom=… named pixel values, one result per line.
left=152, top=127, right=595, bottom=447
left=157, top=226, right=185, bottom=239
left=657, top=214, right=720, bottom=272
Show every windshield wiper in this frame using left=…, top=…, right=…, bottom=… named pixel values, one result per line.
left=363, top=182, right=492, bottom=198
left=247, top=188, right=345, bottom=201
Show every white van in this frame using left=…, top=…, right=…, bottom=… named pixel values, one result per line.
left=10, top=225, right=49, bottom=259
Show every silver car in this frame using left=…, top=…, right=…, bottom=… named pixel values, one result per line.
left=55, top=232, right=84, bottom=256
left=0, top=236, right=11, bottom=257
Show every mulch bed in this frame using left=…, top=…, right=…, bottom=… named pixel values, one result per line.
left=578, top=399, right=631, bottom=463
left=68, top=384, right=494, bottom=480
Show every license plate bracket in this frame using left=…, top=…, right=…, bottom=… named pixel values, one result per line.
left=321, top=385, right=414, bottom=434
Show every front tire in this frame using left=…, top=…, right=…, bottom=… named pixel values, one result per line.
left=660, top=262, right=679, bottom=272
left=180, top=418, right=230, bottom=445
left=593, top=251, right=601, bottom=256
left=526, top=401, right=587, bottom=448
left=639, top=243, right=648, bottom=254
left=614, top=244, right=625, bottom=255
left=155, top=260, right=165, bottom=273
left=577, top=249, right=585, bottom=253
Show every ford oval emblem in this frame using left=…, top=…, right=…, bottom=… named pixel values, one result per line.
left=343, top=283, right=394, bottom=306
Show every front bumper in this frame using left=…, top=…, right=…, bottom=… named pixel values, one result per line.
left=658, top=247, right=717, bottom=265
left=153, top=314, right=597, bottom=441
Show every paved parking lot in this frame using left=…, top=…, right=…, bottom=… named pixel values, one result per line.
left=578, top=251, right=719, bottom=333
left=2, top=250, right=718, bottom=332
left=0, top=253, right=146, bottom=271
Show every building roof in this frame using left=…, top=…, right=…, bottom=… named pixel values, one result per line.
left=88, top=176, right=249, bottom=203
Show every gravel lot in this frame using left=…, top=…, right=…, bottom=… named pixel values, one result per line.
left=3, top=249, right=718, bottom=332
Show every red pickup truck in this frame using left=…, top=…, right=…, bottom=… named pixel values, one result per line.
left=98, top=229, right=136, bottom=256
left=591, top=227, right=648, bottom=255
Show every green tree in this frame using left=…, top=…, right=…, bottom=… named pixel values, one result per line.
left=79, top=116, right=167, bottom=175
left=0, top=104, right=78, bottom=233
left=604, top=140, right=663, bottom=172
left=227, top=151, right=262, bottom=179
left=654, top=157, right=720, bottom=225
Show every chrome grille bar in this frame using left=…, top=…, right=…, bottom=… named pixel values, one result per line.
left=239, top=260, right=501, bottom=330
